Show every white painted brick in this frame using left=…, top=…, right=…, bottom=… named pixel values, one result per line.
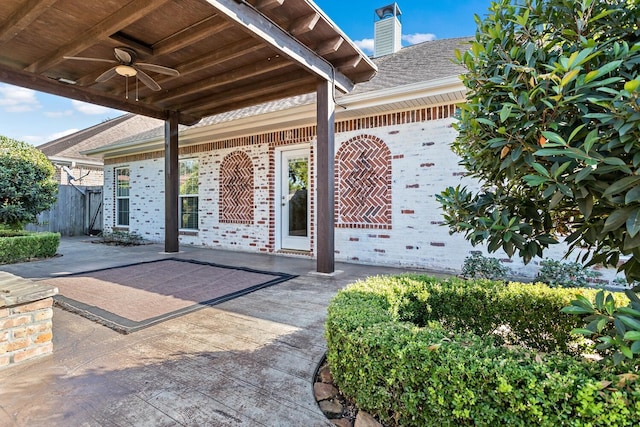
left=104, top=116, right=620, bottom=282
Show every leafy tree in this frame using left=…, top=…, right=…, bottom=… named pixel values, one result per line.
left=0, top=136, right=57, bottom=229
left=437, top=0, right=640, bottom=283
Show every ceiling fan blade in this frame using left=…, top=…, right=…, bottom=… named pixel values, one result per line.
left=95, top=67, right=118, bottom=83
left=136, top=62, right=180, bottom=77
left=136, top=69, right=161, bottom=91
left=114, top=47, right=133, bottom=64
left=63, top=56, right=117, bottom=64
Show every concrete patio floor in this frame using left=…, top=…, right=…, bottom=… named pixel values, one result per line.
left=0, top=237, right=441, bottom=426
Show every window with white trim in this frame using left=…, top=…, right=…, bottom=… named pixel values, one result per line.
left=115, top=167, right=130, bottom=226
left=179, top=159, right=199, bottom=230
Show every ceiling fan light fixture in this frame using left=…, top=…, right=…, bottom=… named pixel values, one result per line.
left=115, top=65, right=137, bottom=77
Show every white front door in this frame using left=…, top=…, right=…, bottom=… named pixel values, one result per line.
left=279, top=148, right=310, bottom=251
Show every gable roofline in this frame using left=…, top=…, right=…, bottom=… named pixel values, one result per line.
left=37, top=114, right=133, bottom=155
left=38, top=113, right=162, bottom=164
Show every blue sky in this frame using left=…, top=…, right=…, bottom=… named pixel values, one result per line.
left=0, top=0, right=493, bottom=146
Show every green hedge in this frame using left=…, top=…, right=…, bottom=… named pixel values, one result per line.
left=0, top=232, right=60, bottom=264
left=325, top=275, right=639, bottom=426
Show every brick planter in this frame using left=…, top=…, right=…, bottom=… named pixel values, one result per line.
left=0, top=272, right=58, bottom=368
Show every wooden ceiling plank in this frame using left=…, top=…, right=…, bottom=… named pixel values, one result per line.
left=0, top=0, right=58, bottom=44
left=193, top=83, right=317, bottom=118
left=180, top=73, right=313, bottom=114
left=169, top=38, right=263, bottom=78
left=112, top=38, right=264, bottom=97
left=151, top=56, right=294, bottom=104
left=204, top=0, right=354, bottom=93
left=316, top=36, right=343, bottom=56
left=26, top=0, right=173, bottom=74
left=289, top=13, right=320, bottom=36
left=255, top=0, right=284, bottom=11
left=152, top=16, right=232, bottom=56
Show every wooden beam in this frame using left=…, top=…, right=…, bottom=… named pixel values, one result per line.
left=178, top=72, right=312, bottom=113
left=289, top=13, right=320, bottom=36
left=149, top=56, right=293, bottom=104
left=26, top=0, right=172, bottom=74
left=333, top=55, right=362, bottom=71
left=0, top=0, right=58, bottom=44
left=152, top=16, right=232, bottom=56
left=112, top=38, right=264, bottom=98
left=316, top=79, right=335, bottom=273
left=255, top=0, right=284, bottom=10
left=0, top=63, right=202, bottom=125
left=164, top=111, right=180, bottom=253
left=109, top=32, right=154, bottom=56
left=195, top=83, right=317, bottom=118
left=204, top=0, right=355, bottom=93
left=316, top=37, right=344, bottom=56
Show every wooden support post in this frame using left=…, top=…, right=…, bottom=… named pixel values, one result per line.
left=164, top=111, right=179, bottom=253
left=316, top=80, right=335, bottom=273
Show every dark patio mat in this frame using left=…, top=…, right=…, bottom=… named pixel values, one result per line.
left=43, top=258, right=296, bottom=334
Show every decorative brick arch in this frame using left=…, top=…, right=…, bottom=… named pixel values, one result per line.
left=335, top=135, right=392, bottom=229
left=220, top=151, right=254, bottom=224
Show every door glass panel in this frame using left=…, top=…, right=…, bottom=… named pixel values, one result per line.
left=287, top=157, right=308, bottom=237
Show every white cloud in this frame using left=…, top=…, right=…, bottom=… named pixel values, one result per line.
left=44, top=110, right=74, bottom=118
left=354, top=38, right=375, bottom=54
left=21, top=128, right=79, bottom=146
left=0, top=84, right=41, bottom=113
left=71, top=100, right=113, bottom=115
left=402, top=33, right=437, bottom=45
left=21, top=135, right=46, bottom=145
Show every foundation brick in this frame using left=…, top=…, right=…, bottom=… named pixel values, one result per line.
left=4, top=338, right=30, bottom=353
left=0, top=315, right=31, bottom=329
left=10, top=298, right=52, bottom=314
left=27, top=322, right=52, bottom=335
left=12, top=327, right=28, bottom=339
left=33, top=309, right=53, bottom=322
left=12, top=342, right=53, bottom=364
left=34, top=332, right=53, bottom=344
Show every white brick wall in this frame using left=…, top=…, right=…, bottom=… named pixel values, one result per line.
left=196, top=144, right=271, bottom=252
left=103, top=115, right=620, bottom=283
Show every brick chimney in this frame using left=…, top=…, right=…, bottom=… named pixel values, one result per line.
left=374, top=3, right=402, bottom=58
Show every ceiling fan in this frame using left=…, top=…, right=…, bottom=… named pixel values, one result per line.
left=63, top=47, right=180, bottom=97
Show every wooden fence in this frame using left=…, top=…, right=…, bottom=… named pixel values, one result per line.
left=26, top=185, right=103, bottom=236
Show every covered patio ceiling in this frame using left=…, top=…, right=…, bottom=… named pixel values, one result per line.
left=0, top=0, right=377, bottom=125
left=0, top=0, right=376, bottom=273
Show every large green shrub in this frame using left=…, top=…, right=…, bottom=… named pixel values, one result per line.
left=437, top=0, right=640, bottom=283
left=0, top=135, right=57, bottom=229
left=326, top=276, right=638, bottom=426
left=0, top=232, right=60, bottom=264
